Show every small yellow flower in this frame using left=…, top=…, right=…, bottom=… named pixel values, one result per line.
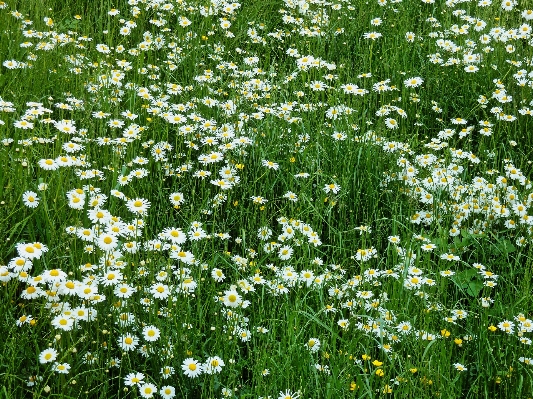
left=375, top=368, right=385, bottom=377
left=382, top=384, right=393, bottom=393
left=362, top=354, right=371, bottom=361
left=409, top=368, right=417, bottom=374
left=441, top=329, right=451, bottom=337
left=349, top=381, right=358, bottom=391
left=372, top=360, right=383, bottom=367
left=488, top=325, right=497, bottom=332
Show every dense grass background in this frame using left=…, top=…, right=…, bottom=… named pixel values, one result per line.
left=1, top=0, right=533, bottom=398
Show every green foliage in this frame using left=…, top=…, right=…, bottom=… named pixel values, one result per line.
left=1, top=0, right=533, bottom=398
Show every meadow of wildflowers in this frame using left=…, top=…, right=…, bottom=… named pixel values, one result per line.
left=1, top=0, right=533, bottom=397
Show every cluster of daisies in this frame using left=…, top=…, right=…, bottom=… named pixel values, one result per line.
left=2, top=0, right=533, bottom=397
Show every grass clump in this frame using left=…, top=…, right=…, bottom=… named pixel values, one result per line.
left=1, top=0, right=533, bottom=398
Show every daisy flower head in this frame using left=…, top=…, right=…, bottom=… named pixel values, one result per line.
left=22, top=191, right=39, bottom=208
left=204, top=356, right=225, bottom=374
left=210, top=179, right=233, bottom=190
left=388, top=236, right=400, bottom=244
left=501, top=0, right=515, bottom=11
left=522, top=9, right=533, bottom=20
left=189, top=226, right=207, bottom=241
left=169, top=248, right=195, bottom=264
left=262, top=159, right=279, bottom=170
left=151, top=283, right=171, bottom=299
left=97, top=232, right=119, bottom=252
left=354, top=247, right=377, bottom=261
left=323, top=183, right=341, bottom=194
left=8, top=257, right=32, bottom=272
left=251, top=196, right=268, bottom=204
left=222, top=289, right=242, bottom=308
left=118, top=333, right=139, bottom=351
left=142, top=325, right=161, bottom=342
left=161, top=227, right=187, bottom=244
left=257, top=226, right=272, bottom=241
left=211, top=268, right=225, bottom=282
left=201, top=151, right=224, bottom=164
left=4, top=60, right=20, bottom=70
left=278, top=245, right=294, bottom=260
left=421, top=243, right=436, bottom=252
left=306, top=338, right=321, bottom=353
left=451, top=117, right=467, bottom=125
left=68, top=194, right=85, bottom=210
left=278, top=389, right=300, bottom=399
left=100, top=269, right=123, bottom=286
left=179, top=16, right=192, bottom=27
left=39, top=348, right=58, bottom=364
left=51, top=314, right=75, bottom=331
left=0, top=266, right=12, bottom=283
left=404, top=77, right=424, bottom=88
left=169, top=192, right=185, bottom=206
left=283, top=191, right=298, bottom=202
left=338, top=318, right=350, bottom=330
left=126, top=198, right=150, bottom=216
left=440, top=253, right=460, bottom=261
left=39, top=158, right=59, bottom=170
left=453, top=363, right=467, bottom=371
left=17, top=242, right=43, bottom=260
left=53, top=362, right=71, bottom=374
left=124, top=372, right=145, bottom=386
left=182, top=358, right=203, bottom=378
left=384, top=118, right=398, bottom=129
left=160, top=386, right=176, bottom=399
left=364, top=31, right=382, bottom=40
left=87, top=208, right=112, bottom=225
left=498, top=320, right=514, bottom=333
left=332, top=131, right=347, bottom=140
left=139, top=383, right=158, bottom=399
left=160, top=366, right=175, bottom=379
